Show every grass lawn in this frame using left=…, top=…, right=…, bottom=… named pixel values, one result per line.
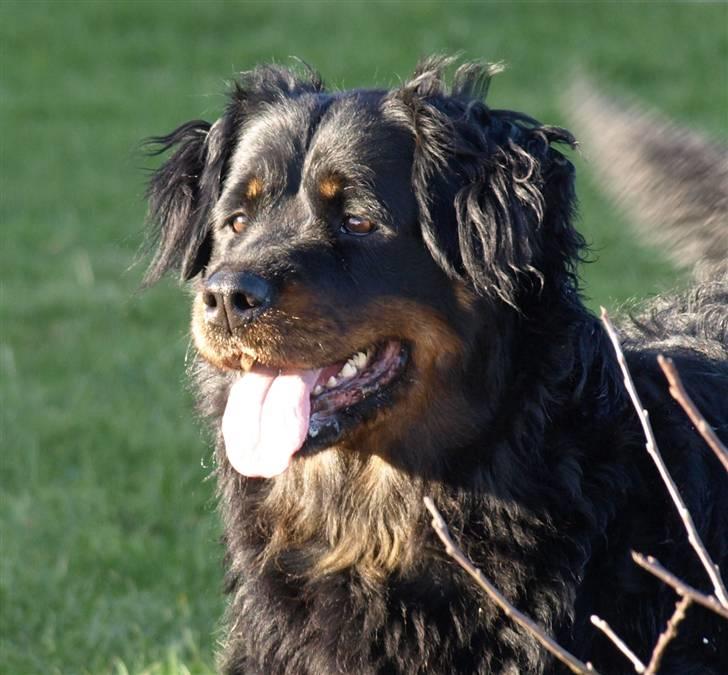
left=1, top=1, right=726, bottom=673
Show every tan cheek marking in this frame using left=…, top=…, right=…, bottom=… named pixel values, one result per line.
left=318, top=175, right=343, bottom=200
left=245, top=176, right=264, bottom=200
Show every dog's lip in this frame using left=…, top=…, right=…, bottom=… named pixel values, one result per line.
left=304, top=340, right=409, bottom=451
left=309, top=340, right=408, bottom=414
left=223, top=340, right=405, bottom=376
left=230, top=338, right=409, bottom=420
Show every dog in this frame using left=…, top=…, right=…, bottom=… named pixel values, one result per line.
left=144, top=58, right=727, bottom=674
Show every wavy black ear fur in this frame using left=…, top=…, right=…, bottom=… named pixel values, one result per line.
left=144, top=119, right=215, bottom=284
left=393, top=56, right=584, bottom=308
left=143, top=63, right=325, bottom=285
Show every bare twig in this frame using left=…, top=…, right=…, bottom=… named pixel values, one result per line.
left=423, top=497, right=598, bottom=675
left=600, top=308, right=728, bottom=608
left=590, top=615, right=645, bottom=673
left=631, top=553, right=728, bottom=620
left=644, top=596, right=692, bottom=675
left=657, top=355, right=728, bottom=474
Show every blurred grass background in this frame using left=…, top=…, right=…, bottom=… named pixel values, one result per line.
left=1, top=1, right=726, bottom=673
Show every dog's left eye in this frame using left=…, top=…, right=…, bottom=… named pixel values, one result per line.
left=226, top=213, right=248, bottom=234
left=341, top=215, right=374, bottom=236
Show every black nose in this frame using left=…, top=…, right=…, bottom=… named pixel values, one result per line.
left=202, top=271, right=273, bottom=330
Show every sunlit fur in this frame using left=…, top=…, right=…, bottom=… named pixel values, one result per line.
left=145, top=58, right=727, bottom=674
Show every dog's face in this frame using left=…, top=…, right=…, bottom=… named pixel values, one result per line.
left=145, top=59, right=582, bottom=479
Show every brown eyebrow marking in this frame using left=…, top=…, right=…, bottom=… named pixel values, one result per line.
left=318, top=173, right=343, bottom=200
left=245, top=176, right=264, bottom=200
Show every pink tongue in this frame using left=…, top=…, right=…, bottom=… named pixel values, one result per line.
left=222, top=366, right=321, bottom=477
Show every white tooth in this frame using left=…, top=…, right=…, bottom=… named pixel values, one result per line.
left=340, top=362, right=357, bottom=379
left=354, top=352, right=367, bottom=368
left=326, top=376, right=338, bottom=388
left=313, top=385, right=323, bottom=395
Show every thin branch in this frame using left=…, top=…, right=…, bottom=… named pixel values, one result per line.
left=644, top=596, right=692, bottom=675
left=590, top=615, right=645, bottom=673
left=423, top=497, right=598, bottom=675
left=631, top=553, right=728, bottom=620
left=657, top=355, right=728, bottom=474
left=600, top=308, right=728, bottom=608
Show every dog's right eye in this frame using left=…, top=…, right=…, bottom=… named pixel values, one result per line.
left=341, top=215, right=375, bottom=236
left=226, top=213, right=248, bottom=234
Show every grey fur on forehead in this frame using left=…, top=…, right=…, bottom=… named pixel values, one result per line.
left=303, top=94, right=412, bottom=181
left=221, top=53, right=509, bottom=164
left=220, top=91, right=409, bottom=205
left=226, top=96, right=322, bottom=181
left=215, top=55, right=510, bottom=193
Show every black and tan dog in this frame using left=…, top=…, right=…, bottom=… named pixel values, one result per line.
left=144, top=58, right=727, bottom=674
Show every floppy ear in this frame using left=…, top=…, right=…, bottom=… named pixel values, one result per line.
left=143, top=64, right=325, bottom=286
left=144, top=115, right=233, bottom=284
left=451, top=120, right=582, bottom=305
left=395, top=58, right=583, bottom=307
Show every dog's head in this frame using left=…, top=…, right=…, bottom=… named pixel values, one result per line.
left=145, top=57, right=582, bottom=479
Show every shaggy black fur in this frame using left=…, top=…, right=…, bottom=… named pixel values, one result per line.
left=144, top=57, right=728, bottom=674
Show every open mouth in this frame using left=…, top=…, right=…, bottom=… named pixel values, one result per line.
left=311, top=341, right=406, bottom=416
left=221, top=340, right=408, bottom=478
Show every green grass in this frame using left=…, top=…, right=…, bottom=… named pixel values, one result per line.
left=1, top=1, right=726, bottom=672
